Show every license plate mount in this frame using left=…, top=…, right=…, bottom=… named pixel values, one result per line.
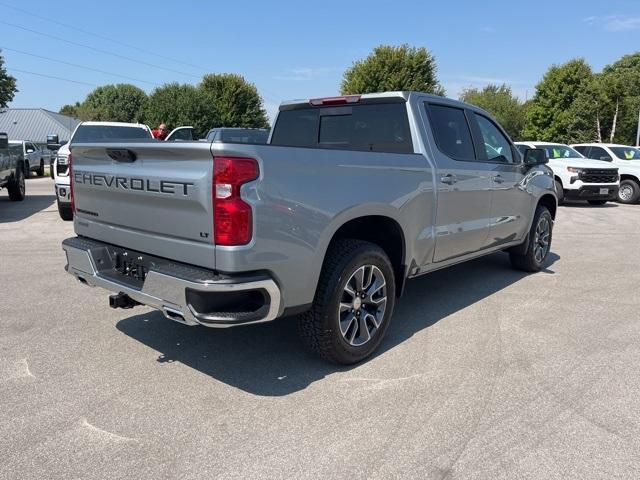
left=599, top=188, right=609, bottom=195
left=114, top=253, right=148, bottom=281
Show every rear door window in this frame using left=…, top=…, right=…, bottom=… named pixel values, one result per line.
left=573, top=145, right=588, bottom=156
left=425, top=104, right=476, bottom=161
left=271, top=103, right=413, bottom=153
left=587, top=146, right=612, bottom=161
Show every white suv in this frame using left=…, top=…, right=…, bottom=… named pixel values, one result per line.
left=571, top=143, right=640, bottom=204
left=516, top=142, right=619, bottom=205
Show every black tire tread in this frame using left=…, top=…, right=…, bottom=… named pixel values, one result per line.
left=618, top=179, right=640, bottom=204
left=7, top=168, right=25, bottom=201
left=58, top=199, right=73, bottom=221
left=298, top=239, right=393, bottom=364
left=509, top=205, right=552, bottom=272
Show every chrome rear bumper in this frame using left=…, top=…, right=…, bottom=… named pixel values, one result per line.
left=62, top=236, right=282, bottom=327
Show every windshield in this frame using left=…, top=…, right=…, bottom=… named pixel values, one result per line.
left=536, top=144, right=583, bottom=159
left=610, top=146, right=640, bottom=160
left=72, top=125, right=151, bottom=142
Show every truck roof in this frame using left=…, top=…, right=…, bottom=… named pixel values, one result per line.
left=78, top=121, right=149, bottom=128
left=279, top=91, right=472, bottom=111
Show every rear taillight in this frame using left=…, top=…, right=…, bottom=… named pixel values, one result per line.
left=213, top=156, right=259, bottom=246
left=309, top=95, right=360, bottom=106
left=68, top=153, right=75, bottom=215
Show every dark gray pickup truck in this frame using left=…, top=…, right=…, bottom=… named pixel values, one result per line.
left=62, top=92, right=557, bottom=364
left=0, top=133, right=25, bottom=201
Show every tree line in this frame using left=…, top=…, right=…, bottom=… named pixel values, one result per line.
left=340, top=45, right=640, bottom=145
left=2, top=45, right=639, bottom=145
left=59, top=74, right=270, bottom=137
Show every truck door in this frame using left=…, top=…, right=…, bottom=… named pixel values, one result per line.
left=470, top=112, right=530, bottom=248
left=423, top=103, right=493, bottom=262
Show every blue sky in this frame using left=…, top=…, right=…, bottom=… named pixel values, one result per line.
left=2, top=0, right=640, bottom=120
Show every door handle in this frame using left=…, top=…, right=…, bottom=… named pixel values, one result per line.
left=492, top=174, right=504, bottom=184
left=440, top=174, right=457, bottom=185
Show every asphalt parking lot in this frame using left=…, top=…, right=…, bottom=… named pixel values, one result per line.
left=1, top=177, right=639, bottom=479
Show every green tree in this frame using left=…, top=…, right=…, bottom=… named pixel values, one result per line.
left=0, top=49, right=18, bottom=108
left=599, top=53, right=640, bottom=144
left=199, top=74, right=269, bottom=128
left=59, top=102, right=81, bottom=117
left=80, top=84, right=148, bottom=122
left=459, top=84, right=525, bottom=139
left=144, top=83, right=214, bottom=136
left=565, top=76, right=602, bottom=143
left=523, top=58, right=594, bottom=143
left=341, top=44, right=444, bottom=95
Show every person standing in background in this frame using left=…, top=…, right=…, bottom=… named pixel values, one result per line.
left=152, top=123, right=169, bottom=140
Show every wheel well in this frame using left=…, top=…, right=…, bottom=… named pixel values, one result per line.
left=329, top=216, right=406, bottom=297
left=538, top=194, right=557, bottom=219
left=620, top=174, right=639, bottom=184
left=554, top=175, right=563, bottom=186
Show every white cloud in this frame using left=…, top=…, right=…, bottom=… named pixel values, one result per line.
left=583, top=14, right=640, bottom=31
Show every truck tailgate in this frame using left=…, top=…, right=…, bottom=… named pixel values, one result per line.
left=71, top=142, right=216, bottom=268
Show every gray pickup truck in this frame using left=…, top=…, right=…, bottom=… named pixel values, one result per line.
left=0, top=133, right=26, bottom=201
left=62, top=92, right=556, bottom=364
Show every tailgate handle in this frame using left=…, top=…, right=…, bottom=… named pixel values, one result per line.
left=106, top=148, right=137, bottom=162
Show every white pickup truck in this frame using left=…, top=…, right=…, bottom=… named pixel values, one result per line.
left=52, top=122, right=154, bottom=220
left=571, top=143, right=640, bottom=204
left=516, top=142, right=619, bottom=205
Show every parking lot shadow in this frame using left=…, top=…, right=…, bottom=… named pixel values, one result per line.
left=0, top=194, right=56, bottom=223
left=116, top=251, right=559, bottom=396
left=562, top=201, right=619, bottom=208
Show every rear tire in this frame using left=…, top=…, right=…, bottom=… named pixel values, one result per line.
left=7, top=167, right=26, bottom=201
left=509, top=206, right=553, bottom=272
left=57, top=199, right=73, bottom=221
left=617, top=179, right=640, bottom=204
left=37, top=160, right=45, bottom=177
left=298, top=239, right=396, bottom=364
left=588, top=200, right=607, bottom=206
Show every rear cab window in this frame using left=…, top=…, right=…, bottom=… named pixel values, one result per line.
left=271, top=102, right=413, bottom=154
left=72, top=125, right=152, bottom=143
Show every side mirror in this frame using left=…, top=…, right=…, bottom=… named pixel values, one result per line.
left=26, top=148, right=35, bottom=154
left=47, top=134, right=60, bottom=150
left=600, top=156, right=612, bottom=161
left=0, top=132, right=8, bottom=150
left=523, top=148, right=548, bottom=165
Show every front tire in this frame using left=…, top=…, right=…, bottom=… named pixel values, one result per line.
left=509, top=206, right=553, bottom=272
left=554, top=180, right=564, bottom=205
left=37, top=160, right=45, bottom=177
left=24, top=161, right=30, bottom=178
left=7, top=167, right=26, bottom=201
left=298, top=239, right=396, bottom=364
left=617, top=179, right=640, bottom=204
left=57, top=199, right=73, bottom=221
